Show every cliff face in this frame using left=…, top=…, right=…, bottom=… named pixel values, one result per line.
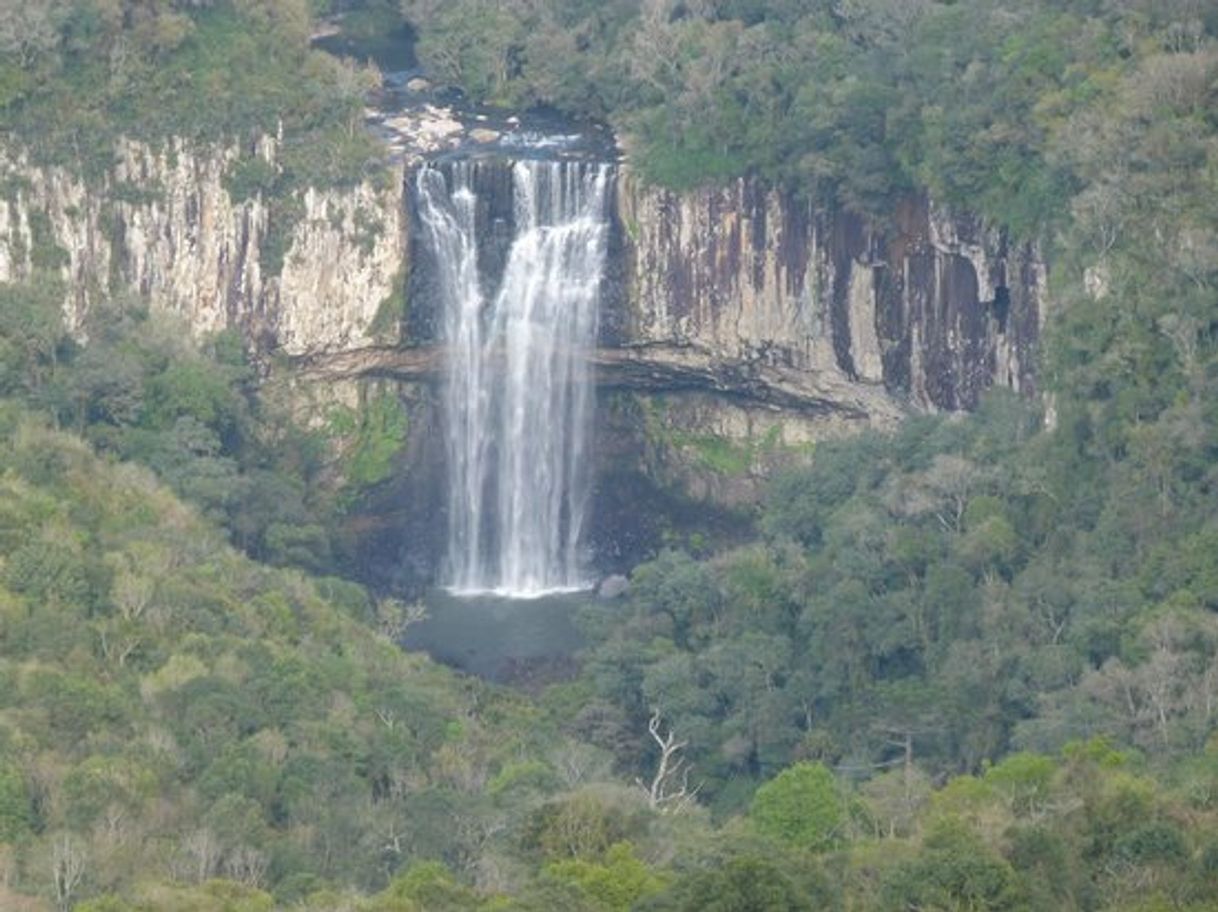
left=0, top=137, right=1050, bottom=564
left=0, top=138, right=1045, bottom=422
left=0, top=138, right=406, bottom=355
left=614, top=175, right=1044, bottom=413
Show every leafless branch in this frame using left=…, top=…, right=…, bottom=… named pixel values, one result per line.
left=635, top=708, right=702, bottom=813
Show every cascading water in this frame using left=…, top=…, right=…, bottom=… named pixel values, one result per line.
left=416, top=159, right=611, bottom=598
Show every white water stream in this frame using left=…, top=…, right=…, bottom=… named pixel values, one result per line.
left=416, top=160, right=610, bottom=598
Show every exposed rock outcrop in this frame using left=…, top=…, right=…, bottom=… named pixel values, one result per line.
left=294, top=341, right=902, bottom=423
left=615, top=176, right=1044, bottom=413
left=0, top=138, right=406, bottom=355
left=0, top=129, right=1054, bottom=576
left=0, top=135, right=1045, bottom=429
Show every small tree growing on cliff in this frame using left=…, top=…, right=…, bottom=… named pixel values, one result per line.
left=376, top=597, right=427, bottom=641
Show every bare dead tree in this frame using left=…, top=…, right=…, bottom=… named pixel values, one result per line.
left=636, top=709, right=701, bottom=813
left=376, top=598, right=428, bottom=641
left=51, top=834, right=86, bottom=912
left=223, top=846, right=269, bottom=889
left=97, top=620, right=143, bottom=668
left=452, top=810, right=508, bottom=877
left=382, top=821, right=405, bottom=858
left=99, top=804, right=127, bottom=846
left=176, top=828, right=221, bottom=884
left=551, top=740, right=610, bottom=788
left=112, top=567, right=155, bottom=621
left=375, top=707, right=398, bottom=730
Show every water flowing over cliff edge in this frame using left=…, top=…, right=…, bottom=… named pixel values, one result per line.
left=0, top=133, right=1044, bottom=413
left=0, top=122, right=1046, bottom=584
left=417, top=159, right=610, bottom=597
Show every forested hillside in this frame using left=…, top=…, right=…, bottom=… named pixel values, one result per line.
left=2, top=0, right=1218, bottom=910
left=0, top=0, right=382, bottom=186
left=397, top=0, right=1218, bottom=231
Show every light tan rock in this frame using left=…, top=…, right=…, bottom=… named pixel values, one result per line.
left=0, top=137, right=407, bottom=355
left=469, top=128, right=500, bottom=144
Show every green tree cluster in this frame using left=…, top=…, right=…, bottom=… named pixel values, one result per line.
left=0, top=283, right=353, bottom=574
left=1, top=2, right=1216, bottom=910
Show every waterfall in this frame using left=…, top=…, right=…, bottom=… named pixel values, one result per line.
left=416, top=159, right=610, bottom=598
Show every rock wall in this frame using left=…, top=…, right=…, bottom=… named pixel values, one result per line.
left=0, top=135, right=1052, bottom=575
left=0, top=138, right=1045, bottom=419
left=615, top=175, right=1045, bottom=413
left=0, top=138, right=406, bottom=356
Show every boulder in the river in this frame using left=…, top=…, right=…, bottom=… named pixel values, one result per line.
left=406, top=77, right=432, bottom=93
left=598, top=575, right=630, bottom=599
left=469, top=128, right=500, bottom=144
left=382, top=105, right=464, bottom=154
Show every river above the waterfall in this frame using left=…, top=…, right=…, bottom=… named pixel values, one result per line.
left=314, top=14, right=617, bottom=164
left=367, top=70, right=619, bottom=164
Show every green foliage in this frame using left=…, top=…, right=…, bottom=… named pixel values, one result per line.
left=369, top=268, right=409, bottom=341
left=488, top=760, right=558, bottom=798
left=375, top=860, right=479, bottom=909
left=983, top=753, right=1056, bottom=816
left=0, top=406, right=571, bottom=906
left=0, top=286, right=354, bottom=574
left=347, top=391, right=408, bottom=487
left=641, top=397, right=793, bottom=478
left=0, top=276, right=65, bottom=397
left=881, top=820, right=1026, bottom=912
left=525, top=791, right=639, bottom=862
left=395, top=0, right=1207, bottom=234
left=27, top=209, right=69, bottom=271
left=3, top=2, right=1218, bottom=909
left=2, top=0, right=384, bottom=188
left=0, top=759, right=33, bottom=842
left=640, top=856, right=815, bottom=912
left=750, top=762, right=843, bottom=851
left=681, top=435, right=752, bottom=476
left=77, top=880, right=276, bottom=912
left=543, top=842, right=667, bottom=911
left=143, top=360, right=238, bottom=431
left=259, top=194, right=307, bottom=278
left=581, top=320, right=1218, bottom=787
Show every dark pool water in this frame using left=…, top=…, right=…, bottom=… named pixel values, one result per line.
left=400, top=588, right=590, bottom=686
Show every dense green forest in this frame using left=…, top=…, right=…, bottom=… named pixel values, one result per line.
left=0, top=0, right=382, bottom=185
left=396, top=0, right=1218, bottom=234
left=2, top=0, right=1218, bottom=909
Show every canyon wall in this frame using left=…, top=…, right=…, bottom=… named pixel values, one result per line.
left=0, top=142, right=1044, bottom=419
left=0, top=136, right=1050, bottom=569
left=0, top=139, right=1044, bottom=414
left=613, top=175, right=1045, bottom=415
left=0, top=138, right=406, bottom=356
left=0, top=138, right=1046, bottom=509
